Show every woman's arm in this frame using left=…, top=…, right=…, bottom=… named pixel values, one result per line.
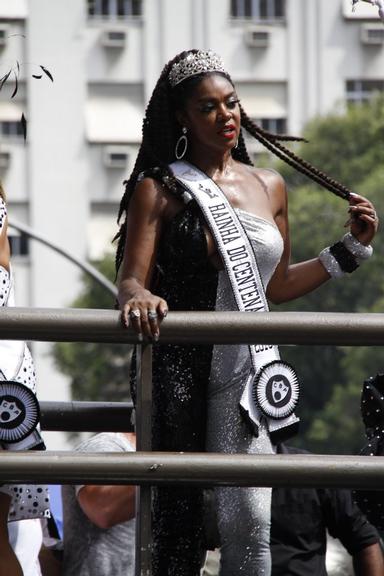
left=117, top=178, right=171, bottom=339
left=265, top=173, right=378, bottom=304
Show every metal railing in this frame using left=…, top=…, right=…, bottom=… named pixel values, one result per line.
left=2, top=307, right=384, bottom=345
left=1, top=307, right=384, bottom=575
left=39, top=400, right=134, bottom=432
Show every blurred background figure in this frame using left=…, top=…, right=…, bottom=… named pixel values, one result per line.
left=61, top=431, right=136, bottom=576
left=270, top=444, right=384, bottom=576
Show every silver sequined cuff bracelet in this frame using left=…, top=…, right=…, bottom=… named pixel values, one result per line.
left=318, top=247, right=345, bottom=279
left=342, top=233, right=373, bottom=261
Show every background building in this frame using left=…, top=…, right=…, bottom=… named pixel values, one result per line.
left=0, top=0, right=383, bottom=448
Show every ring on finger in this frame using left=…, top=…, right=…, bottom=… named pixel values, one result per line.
left=130, top=309, right=141, bottom=319
left=148, top=309, right=158, bottom=321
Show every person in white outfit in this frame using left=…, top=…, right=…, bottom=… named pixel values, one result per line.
left=0, top=183, right=49, bottom=576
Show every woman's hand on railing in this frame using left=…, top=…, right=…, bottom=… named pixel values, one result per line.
left=119, top=288, right=168, bottom=341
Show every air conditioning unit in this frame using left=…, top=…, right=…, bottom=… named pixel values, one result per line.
left=103, top=146, right=130, bottom=169
left=101, top=29, right=127, bottom=48
left=361, top=24, right=384, bottom=45
left=244, top=27, right=270, bottom=48
left=0, top=151, right=10, bottom=170
left=0, top=25, right=9, bottom=48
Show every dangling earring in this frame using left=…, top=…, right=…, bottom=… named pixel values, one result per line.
left=175, top=127, right=188, bottom=160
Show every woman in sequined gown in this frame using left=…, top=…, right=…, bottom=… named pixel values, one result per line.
left=115, top=50, right=378, bottom=576
left=0, top=184, right=50, bottom=576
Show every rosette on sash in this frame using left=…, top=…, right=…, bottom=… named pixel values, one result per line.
left=253, top=360, right=299, bottom=420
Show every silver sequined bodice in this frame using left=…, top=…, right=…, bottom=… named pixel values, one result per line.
left=207, top=210, right=283, bottom=576
left=209, top=209, right=283, bottom=396
left=215, top=208, right=284, bottom=313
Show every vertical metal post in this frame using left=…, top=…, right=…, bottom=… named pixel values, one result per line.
left=135, top=343, right=153, bottom=576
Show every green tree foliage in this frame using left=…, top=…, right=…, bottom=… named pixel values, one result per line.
left=52, top=255, right=133, bottom=402
left=275, top=95, right=384, bottom=454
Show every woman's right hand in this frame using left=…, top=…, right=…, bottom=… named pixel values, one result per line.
left=116, top=178, right=171, bottom=341
left=119, top=288, right=168, bottom=341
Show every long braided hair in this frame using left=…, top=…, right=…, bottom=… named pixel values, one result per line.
left=115, top=49, right=353, bottom=271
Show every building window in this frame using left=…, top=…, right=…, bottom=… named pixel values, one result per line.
left=346, top=80, right=384, bottom=104
left=243, top=118, right=287, bottom=161
left=87, top=0, right=142, bottom=18
left=103, top=145, right=130, bottom=169
left=0, top=121, right=24, bottom=138
left=8, top=234, right=29, bottom=257
left=256, top=118, right=287, bottom=134
left=245, top=118, right=287, bottom=142
left=230, top=0, right=285, bottom=20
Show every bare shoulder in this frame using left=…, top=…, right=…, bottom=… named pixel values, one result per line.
left=241, top=164, right=286, bottom=196
left=254, top=166, right=285, bottom=191
left=130, top=176, right=184, bottom=222
left=130, top=177, right=169, bottom=212
left=239, top=164, right=287, bottom=219
left=258, top=167, right=286, bottom=187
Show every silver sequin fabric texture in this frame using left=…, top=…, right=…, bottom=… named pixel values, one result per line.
left=318, top=246, right=344, bottom=278
left=207, top=210, right=283, bottom=575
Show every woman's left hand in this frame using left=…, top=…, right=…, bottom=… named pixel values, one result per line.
left=347, top=193, right=378, bottom=245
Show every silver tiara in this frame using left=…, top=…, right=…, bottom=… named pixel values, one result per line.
left=168, top=50, right=227, bottom=87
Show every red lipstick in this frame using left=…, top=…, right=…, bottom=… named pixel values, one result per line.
left=219, top=124, right=236, bottom=139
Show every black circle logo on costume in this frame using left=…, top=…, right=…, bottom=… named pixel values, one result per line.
left=0, top=397, right=24, bottom=427
left=267, top=375, right=291, bottom=406
left=0, top=381, right=40, bottom=443
left=253, top=361, right=299, bottom=420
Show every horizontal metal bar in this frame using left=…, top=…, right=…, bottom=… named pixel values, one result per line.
left=39, top=401, right=134, bottom=432
left=0, top=452, right=383, bottom=490
left=0, top=308, right=384, bottom=345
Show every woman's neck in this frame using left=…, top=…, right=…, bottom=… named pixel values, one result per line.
left=186, top=149, right=235, bottom=180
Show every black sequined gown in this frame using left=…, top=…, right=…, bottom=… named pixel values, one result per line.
left=150, top=196, right=217, bottom=576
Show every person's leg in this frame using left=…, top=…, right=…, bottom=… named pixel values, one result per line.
left=0, top=493, right=23, bottom=576
left=207, top=352, right=273, bottom=576
left=212, top=429, right=272, bottom=576
left=215, top=468, right=272, bottom=575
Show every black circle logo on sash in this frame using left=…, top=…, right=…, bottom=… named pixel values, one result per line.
left=0, top=381, right=40, bottom=443
left=253, top=361, right=299, bottom=420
